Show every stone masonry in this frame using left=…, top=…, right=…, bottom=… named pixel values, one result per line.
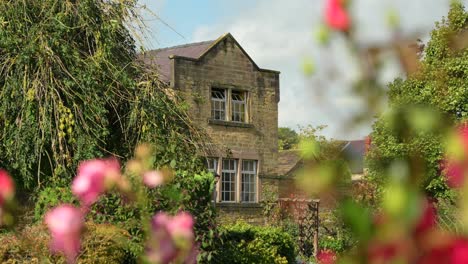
left=142, top=33, right=280, bottom=224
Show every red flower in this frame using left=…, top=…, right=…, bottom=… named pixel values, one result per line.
left=419, top=237, right=468, bottom=264
left=368, top=242, right=400, bottom=264
left=45, top=205, right=84, bottom=264
left=0, top=169, right=14, bottom=206
left=325, top=0, right=350, bottom=31
left=318, top=249, right=337, bottom=264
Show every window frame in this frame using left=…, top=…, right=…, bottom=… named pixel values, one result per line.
left=210, top=87, right=249, bottom=123
left=241, top=160, right=257, bottom=203
left=210, top=88, right=227, bottom=121
left=214, top=158, right=258, bottom=203
left=220, top=159, right=237, bottom=203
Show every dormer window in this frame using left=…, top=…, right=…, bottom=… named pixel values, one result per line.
left=211, top=88, right=248, bottom=123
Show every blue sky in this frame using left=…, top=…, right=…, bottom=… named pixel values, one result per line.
left=139, top=0, right=461, bottom=139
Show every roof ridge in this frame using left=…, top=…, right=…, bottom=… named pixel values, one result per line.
left=148, top=39, right=215, bottom=53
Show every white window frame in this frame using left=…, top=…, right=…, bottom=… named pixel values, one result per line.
left=213, top=157, right=258, bottom=203
left=221, top=159, right=237, bottom=202
left=210, top=88, right=248, bottom=123
left=211, top=88, right=226, bottom=121
left=206, top=157, right=218, bottom=174
left=231, top=90, right=247, bottom=123
left=241, top=160, right=257, bottom=203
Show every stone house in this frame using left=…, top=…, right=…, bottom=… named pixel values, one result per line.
left=141, top=33, right=280, bottom=223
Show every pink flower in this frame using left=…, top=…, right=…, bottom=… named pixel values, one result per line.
left=318, top=249, right=337, bottom=264
left=441, top=159, right=464, bottom=188
left=72, top=158, right=121, bottom=205
left=143, top=170, right=164, bottom=188
left=325, top=0, right=350, bottom=31
left=45, top=205, right=84, bottom=264
left=451, top=238, right=468, bottom=264
left=0, top=169, right=14, bottom=206
left=167, top=212, right=195, bottom=241
left=146, top=212, right=195, bottom=264
left=414, top=198, right=437, bottom=237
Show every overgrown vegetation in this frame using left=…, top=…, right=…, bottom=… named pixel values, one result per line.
left=0, top=0, right=218, bottom=261
left=366, top=2, right=468, bottom=200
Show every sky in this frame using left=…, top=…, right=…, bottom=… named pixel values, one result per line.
left=138, top=0, right=462, bottom=140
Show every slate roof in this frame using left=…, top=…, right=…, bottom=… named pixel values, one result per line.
left=276, top=150, right=302, bottom=177
left=139, top=40, right=215, bottom=82
left=276, top=139, right=367, bottom=177
left=139, top=33, right=280, bottom=83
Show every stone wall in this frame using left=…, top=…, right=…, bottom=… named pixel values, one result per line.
left=171, top=35, right=280, bottom=222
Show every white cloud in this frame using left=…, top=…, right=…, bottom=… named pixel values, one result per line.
left=191, top=0, right=454, bottom=140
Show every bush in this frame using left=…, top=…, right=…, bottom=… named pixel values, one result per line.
left=213, top=222, right=296, bottom=264
left=34, top=185, right=76, bottom=222
left=0, top=222, right=135, bottom=263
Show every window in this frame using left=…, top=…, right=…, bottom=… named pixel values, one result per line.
left=231, top=91, right=246, bottom=122
left=221, top=159, right=237, bottom=202
left=211, top=88, right=226, bottom=121
left=215, top=158, right=258, bottom=203
left=210, top=88, right=248, bottom=123
left=241, top=160, right=257, bottom=202
left=206, top=158, right=218, bottom=174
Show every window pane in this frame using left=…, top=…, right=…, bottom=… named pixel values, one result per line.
left=211, top=88, right=226, bottom=120
left=221, top=159, right=237, bottom=202
left=206, top=158, right=218, bottom=174
left=241, top=160, right=257, bottom=202
left=231, top=91, right=246, bottom=122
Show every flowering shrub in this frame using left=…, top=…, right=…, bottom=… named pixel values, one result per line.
left=0, top=144, right=200, bottom=263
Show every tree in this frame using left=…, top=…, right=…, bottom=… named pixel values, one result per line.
left=366, top=2, right=468, bottom=199
left=278, top=127, right=299, bottom=150
left=0, top=0, right=205, bottom=189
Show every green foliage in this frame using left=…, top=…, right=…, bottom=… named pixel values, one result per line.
left=213, top=222, right=296, bottom=264
left=278, top=127, right=299, bottom=150
left=367, top=2, right=468, bottom=199
left=0, top=222, right=135, bottom=263
left=0, top=0, right=217, bottom=258
left=34, top=184, right=76, bottom=222
left=0, top=0, right=206, bottom=188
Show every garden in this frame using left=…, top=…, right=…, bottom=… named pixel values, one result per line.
left=1, top=0, right=468, bottom=263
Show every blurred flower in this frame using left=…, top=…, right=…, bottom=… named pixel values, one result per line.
left=146, top=211, right=195, bottom=264
left=441, top=159, right=464, bottom=188
left=442, top=124, right=468, bottom=188
left=0, top=169, right=14, bottom=206
left=143, top=170, right=164, bottom=188
left=317, top=249, right=337, bottom=264
left=45, top=204, right=84, bottom=264
left=325, top=0, right=350, bottom=31
left=72, top=158, right=121, bottom=205
left=451, top=238, right=468, bottom=263
left=167, top=212, right=195, bottom=243
left=414, top=198, right=437, bottom=237
left=419, top=237, right=468, bottom=264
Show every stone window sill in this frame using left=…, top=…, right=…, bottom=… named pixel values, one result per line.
left=208, top=119, right=254, bottom=128
left=216, top=202, right=262, bottom=208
